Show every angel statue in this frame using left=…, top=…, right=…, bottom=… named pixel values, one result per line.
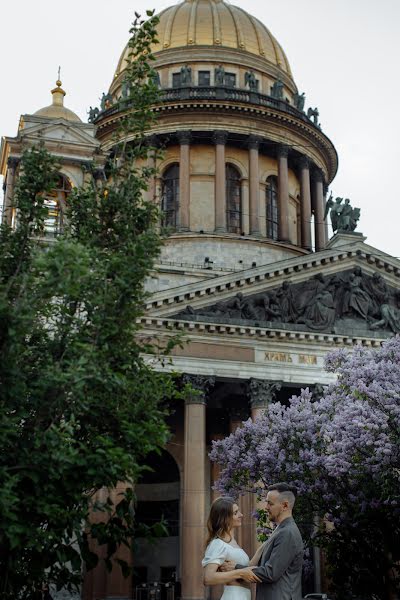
left=324, top=193, right=343, bottom=232
left=325, top=193, right=360, bottom=232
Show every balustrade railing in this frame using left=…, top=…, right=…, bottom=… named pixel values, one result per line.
left=95, top=86, right=316, bottom=128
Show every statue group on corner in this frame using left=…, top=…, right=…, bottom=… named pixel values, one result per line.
left=179, top=267, right=400, bottom=335
left=324, top=193, right=360, bottom=233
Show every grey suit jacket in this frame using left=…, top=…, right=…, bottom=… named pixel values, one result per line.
left=239, top=517, right=304, bottom=600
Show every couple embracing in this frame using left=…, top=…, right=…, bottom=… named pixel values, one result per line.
left=202, top=482, right=303, bottom=600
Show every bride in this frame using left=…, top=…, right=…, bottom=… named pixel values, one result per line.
left=202, top=497, right=262, bottom=600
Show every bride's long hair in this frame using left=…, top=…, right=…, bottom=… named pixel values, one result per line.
left=205, top=496, right=235, bottom=547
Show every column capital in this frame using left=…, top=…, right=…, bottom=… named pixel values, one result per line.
left=248, top=135, right=262, bottom=150
left=7, top=156, right=19, bottom=169
left=312, top=168, right=324, bottom=184
left=145, top=134, right=160, bottom=147
left=248, top=378, right=282, bottom=409
left=277, top=144, right=290, bottom=159
left=323, top=183, right=330, bottom=196
left=213, top=130, right=229, bottom=146
left=183, top=374, right=215, bottom=404
left=93, top=167, right=106, bottom=181
left=177, top=130, right=192, bottom=145
left=299, top=155, right=310, bottom=170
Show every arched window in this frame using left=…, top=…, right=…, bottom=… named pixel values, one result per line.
left=161, top=164, right=180, bottom=229
left=43, top=174, right=71, bottom=237
left=266, top=176, right=279, bottom=240
left=226, top=164, right=242, bottom=234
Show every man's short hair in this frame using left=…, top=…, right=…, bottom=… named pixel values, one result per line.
left=267, top=482, right=297, bottom=508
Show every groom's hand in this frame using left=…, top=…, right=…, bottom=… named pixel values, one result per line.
left=219, top=560, right=236, bottom=572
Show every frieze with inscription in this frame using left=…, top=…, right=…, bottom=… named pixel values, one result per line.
left=176, top=269, right=400, bottom=336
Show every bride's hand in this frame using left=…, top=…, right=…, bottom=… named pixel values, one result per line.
left=219, top=560, right=236, bottom=572
left=237, top=567, right=261, bottom=583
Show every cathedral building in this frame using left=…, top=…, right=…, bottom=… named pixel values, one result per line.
left=1, top=1, right=400, bottom=599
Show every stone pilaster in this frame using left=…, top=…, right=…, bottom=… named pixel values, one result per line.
left=3, top=157, right=18, bottom=226
left=277, top=145, right=290, bottom=242
left=248, top=135, right=261, bottom=236
left=181, top=375, right=215, bottom=600
left=177, top=131, right=191, bottom=231
left=213, top=131, right=229, bottom=233
left=299, top=156, right=312, bottom=251
left=312, top=169, right=326, bottom=251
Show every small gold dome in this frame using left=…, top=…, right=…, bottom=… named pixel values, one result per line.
left=34, top=79, right=82, bottom=123
left=114, top=0, right=293, bottom=79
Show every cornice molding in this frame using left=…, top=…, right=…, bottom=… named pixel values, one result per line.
left=138, top=315, right=386, bottom=347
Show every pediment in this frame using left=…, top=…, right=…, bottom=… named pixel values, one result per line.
left=146, top=236, right=400, bottom=339
left=20, top=122, right=98, bottom=147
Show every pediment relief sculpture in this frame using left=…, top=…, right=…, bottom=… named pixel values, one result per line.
left=175, top=268, right=400, bottom=336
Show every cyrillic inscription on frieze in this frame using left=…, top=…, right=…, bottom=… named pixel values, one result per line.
left=264, top=351, right=293, bottom=363
left=298, top=354, right=318, bottom=365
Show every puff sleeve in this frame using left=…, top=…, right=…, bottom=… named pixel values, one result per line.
left=202, top=538, right=228, bottom=567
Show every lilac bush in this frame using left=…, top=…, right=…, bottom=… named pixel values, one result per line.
left=210, top=337, right=400, bottom=599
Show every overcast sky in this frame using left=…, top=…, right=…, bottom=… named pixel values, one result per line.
left=1, top=0, right=399, bottom=257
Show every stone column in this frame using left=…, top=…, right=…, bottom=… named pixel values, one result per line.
left=323, top=184, right=329, bottom=243
left=229, top=408, right=253, bottom=558
left=248, top=379, right=282, bottom=557
left=181, top=375, right=215, bottom=600
left=277, top=145, right=290, bottom=242
left=177, top=131, right=191, bottom=231
left=299, top=156, right=312, bottom=251
left=2, top=157, right=18, bottom=226
left=213, top=131, right=229, bottom=232
left=248, top=135, right=261, bottom=236
left=313, top=169, right=326, bottom=251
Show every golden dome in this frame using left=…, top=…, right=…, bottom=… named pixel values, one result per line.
left=34, top=80, right=82, bottom=123
left=114, top=0, right=293, bottom=79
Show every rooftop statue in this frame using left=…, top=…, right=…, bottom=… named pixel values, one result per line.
left=100, top=92, right=113, bottom=111
left=270, top=79, right=284, bottom=100
left=324, top=193, right=361, bottom=232
left=293, top=91, right=305, bottom=112
left=245, top=71, right=258, bottom=91
left=307, top=106, right=319, bottom=126
left=215, top=65, right=225, bottom=86
left=180, top=65, right=192, bottom=85
left=87, top=106, right=99, bottom=123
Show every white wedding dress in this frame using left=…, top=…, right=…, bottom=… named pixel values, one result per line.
left=202, top=538, right=251, bottom=600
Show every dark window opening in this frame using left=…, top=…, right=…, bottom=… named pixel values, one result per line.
left=226, top=164, right=242, bottom=234
left=161, top=164, right=179, bottom=230
left=172, top=73, right=181, bottom=88
left=225, top=73, right=236, bottom=88
left=198, top=71, right=210, bottom=86
left=266, top=176, right=279, bottom=240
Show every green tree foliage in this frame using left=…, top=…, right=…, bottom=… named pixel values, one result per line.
left=0, top=11, right=179, bottom=598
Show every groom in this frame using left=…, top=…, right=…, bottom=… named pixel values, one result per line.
left=222, top=482, right=304, bottom=600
